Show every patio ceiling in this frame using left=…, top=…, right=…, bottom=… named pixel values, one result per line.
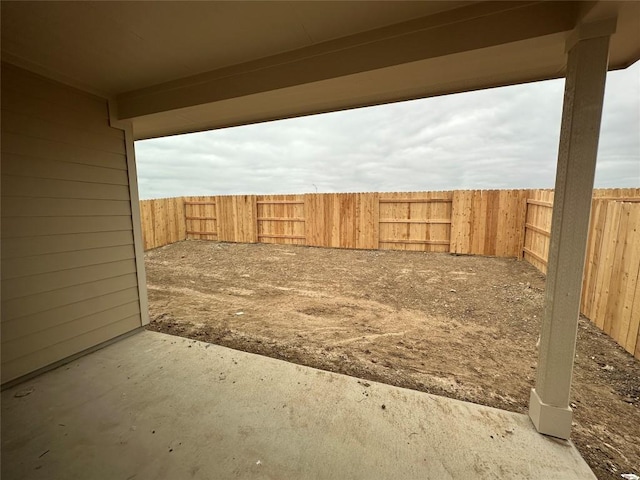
left=2, top=1, right=639, bottom=139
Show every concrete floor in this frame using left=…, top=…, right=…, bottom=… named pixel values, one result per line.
left=2, top=330, right=595, bottom=480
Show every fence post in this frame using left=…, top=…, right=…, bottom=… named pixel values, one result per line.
left=254, top=196, right=259, bottom=243
left=518, top=197, right=529, bottom=260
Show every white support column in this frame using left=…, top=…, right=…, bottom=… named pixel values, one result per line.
left=109, top=100, right=150, bottom=327
left=529, top=18, right=615, bottom=440
left=123, top=123, right=150, bottom=326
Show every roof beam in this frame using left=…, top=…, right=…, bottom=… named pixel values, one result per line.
left=114, top=1, right=583, bottom=121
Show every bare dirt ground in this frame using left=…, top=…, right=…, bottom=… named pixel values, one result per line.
left=146, top=241, right=639, bottom=480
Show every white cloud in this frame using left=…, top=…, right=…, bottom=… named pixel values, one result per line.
left=135, top=62, right=639, bottom=199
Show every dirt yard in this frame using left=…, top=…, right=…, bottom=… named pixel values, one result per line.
left=145, top=240, right=639, bottom=480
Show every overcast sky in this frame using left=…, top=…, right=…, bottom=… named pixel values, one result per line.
left=135, top=62, right=639, bottom=199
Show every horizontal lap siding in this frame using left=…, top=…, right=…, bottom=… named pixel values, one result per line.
left=2, top=231, right=135, bottom=258
left=1, top=316, right=142, bottom=384
left=2, top=153, right=130, bottom=184
left=1, top=63, right=142, bottom=384
left=2, top=176, right=131, bottom=200
left=2, top=287, right=140, bottom=342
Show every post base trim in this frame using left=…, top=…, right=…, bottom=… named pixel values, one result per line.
left=528, top=388, right=573, bottom=440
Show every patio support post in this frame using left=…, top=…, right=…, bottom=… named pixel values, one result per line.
left=528, top=18, right=615, bottom=440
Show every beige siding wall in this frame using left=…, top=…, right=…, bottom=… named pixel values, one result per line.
left=1, top=63, right=143, bottom=384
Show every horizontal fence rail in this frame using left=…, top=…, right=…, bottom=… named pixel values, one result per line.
left=140, top=188, right=640, bottom=358
left=184, top=197, right=218, bottom=240
left=522, top=188, right=640, bottom=359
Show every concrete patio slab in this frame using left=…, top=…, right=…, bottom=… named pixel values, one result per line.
left=2, top=330, right=595, bottom=480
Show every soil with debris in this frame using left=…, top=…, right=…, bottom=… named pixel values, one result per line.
left=146, top=241, right=639, bottom=480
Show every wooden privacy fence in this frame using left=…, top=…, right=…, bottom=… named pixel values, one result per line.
left=142, top=190, right=529, bottom=255
left=184, top=197, right=217, bottom=239
left=258, top=195, right=306, bottom=244
left=523, top=188, right=640, bottom=359
left=138, top=197, right=186, bottom=250
left=140, top=188, right=640, bottom=358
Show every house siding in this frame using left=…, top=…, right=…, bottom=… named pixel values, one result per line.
left=1, top=63, right=143, bottom=384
